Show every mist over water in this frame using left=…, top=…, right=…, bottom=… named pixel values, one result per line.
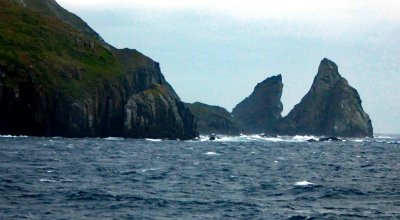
left=0, top=135, right=399, bottom=219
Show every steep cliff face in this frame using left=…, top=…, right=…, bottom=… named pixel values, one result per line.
left=124, top=85, right=197, bottom=139
left=232, top=75, right=283, bottom=133
left=186, top=102, right=240, bottom=135
left=0, top=1, right=197, bottom=139
left=277, top=58, right=373, bottom=137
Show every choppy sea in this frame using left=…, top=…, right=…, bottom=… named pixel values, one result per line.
left=0, top=134, right=399, bottom=219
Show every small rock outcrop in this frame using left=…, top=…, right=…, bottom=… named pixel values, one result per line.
left=186, top=102, right=240, bottom=135
left=276, top=58, right=373, bottom=137
left=232, top=74, right=283, bottom=133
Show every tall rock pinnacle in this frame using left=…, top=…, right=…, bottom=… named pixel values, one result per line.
left=276, top=58, right=373, bottom=137
left=233, top=74, right=283, bottom=133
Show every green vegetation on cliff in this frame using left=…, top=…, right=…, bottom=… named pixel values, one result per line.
left=0, top=0, right=197, bottom=139
left=0, top=1, right=121, bottom=99
left=7, top=0, right=104, bottom=41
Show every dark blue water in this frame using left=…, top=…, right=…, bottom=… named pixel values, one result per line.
left=0, top=135, right=399, bottom=219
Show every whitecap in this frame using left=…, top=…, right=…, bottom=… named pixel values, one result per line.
left=140, top=168, right=158, bottom=173
left=196, top=134, right=338, bottom=143
left=61, top=178, right=74, bottom=183
left=145, top=138, right=162, bottom=142
left=198, top=135, right=210, bottom=142
left=205, top=152, right=219, bottom=155
left=214, top=136, right=238, bottom=142
left=246, top=134, right=284, bottom=142
left=352, top=139, right=364, bottom=143
left=0, top=135, right=28, bottom=138
left=295, top=181, right=314, bottom=186
left=262, top=137, right=284, bottom=142
left=39, top=178, right=56, bottom=183
left=292, top=135, right=318, bottom=142
left=374, top=135, right=393, bottom=139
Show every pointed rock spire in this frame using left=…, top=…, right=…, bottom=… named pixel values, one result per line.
left=232, top=74, right=283, bottom=133
left=276, top=58, right=373, bottom=137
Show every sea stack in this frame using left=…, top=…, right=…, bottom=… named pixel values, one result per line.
left=276, top=58, right=373, bottom=137
left=232, top=74, right=283, bottom=133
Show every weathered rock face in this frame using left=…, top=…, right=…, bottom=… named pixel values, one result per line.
left=276, top=58, right=373, bottom=137
left=232, top=75, right=283, bottom=133
left=186, top=102, right=240, bottom=135
left=124, top=85, right=197, bottom=139
left=0, top=1, right=197, bottom=139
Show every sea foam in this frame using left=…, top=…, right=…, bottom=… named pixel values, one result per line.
left=205, top=152, right=219, bottom=155
left=295, top=181, right=314, bottom=186
left=145, top=139, right=162, bottom=142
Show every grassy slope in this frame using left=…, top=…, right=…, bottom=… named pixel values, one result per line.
left=7, top=0, right=103, bottom=41
left=0, top=1, right=122, bottom=98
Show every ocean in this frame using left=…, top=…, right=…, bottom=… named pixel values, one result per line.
left=0, top=135, right=399, bottom=219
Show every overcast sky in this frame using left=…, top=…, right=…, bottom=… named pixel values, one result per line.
left=57, top=0, right=400, bottom=134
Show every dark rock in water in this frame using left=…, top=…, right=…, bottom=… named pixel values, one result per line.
left=307, top=137, right=344, bottom=142
left=209, top=134, right=216, bottom=141
left=287, top=216, right=315, bottom=220
left=186, top=102, right=240, bottom=135
left=307, top=139, right=319, bottom=143
left=319, top=137, right=343, bottom=142
left=276, top=58, right=373, bottom=138
left=232, top=74, right=283, bottom=134
left=261, top=134, right=278, bottom=138
left=0, top=1, right=197, bottom=139
left=208, top=133, right=221, bottom=141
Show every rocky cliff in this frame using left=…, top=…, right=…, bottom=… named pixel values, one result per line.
left=186, top=102, right=240, bottom=135
left=276, top=58, right=373, bottom=137
left=0, top=0, right=197, bottom=139
left=232, top=75, right=283, bottom=134
left=9, top=0, right=105, bottom=44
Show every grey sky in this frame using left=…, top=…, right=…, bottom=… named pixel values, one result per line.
left=57, top=1, right=400, bottom=134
